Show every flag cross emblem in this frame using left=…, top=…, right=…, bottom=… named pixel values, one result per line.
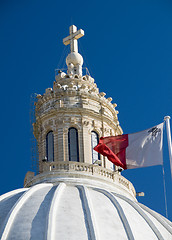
left=148, top=127, right=161, bottom=137
left=94, top=122, right=164, bottom=170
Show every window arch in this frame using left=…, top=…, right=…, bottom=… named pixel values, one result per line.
left=91, top=131, right=100, bottom=164
left=46, top=131, right=54, bottom=162
left=68, top=127, right=79, bottom=162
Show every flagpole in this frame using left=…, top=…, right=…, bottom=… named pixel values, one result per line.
left=162, top=165, right=168, bottom=218
left=164, top=116, right=172, bottom=178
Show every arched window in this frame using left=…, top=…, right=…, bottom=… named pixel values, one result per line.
left=46, top=131, right=54, bottom=162
left=68, top=127, right=79, bottom=162
left=91, top=131, right=100, bottom=164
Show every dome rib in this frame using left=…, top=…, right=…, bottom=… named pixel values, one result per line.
left=0, top=189, right=28, bottom=230
left=0, top=189, right=28, bottom=202
left=138, top=203, right=172, bottom=235
left=77, top=185, right=99, bottom=240
left=96, top=189, right=135, bottom=240
left=111, top=192, right=164, bottom=240
left=0, top=183, right=172, bottom=240
left=46, top=183, right=66, bottom=240
left=0, top=183, right=52, bottom=240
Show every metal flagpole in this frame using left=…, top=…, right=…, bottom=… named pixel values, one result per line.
left=164, top=116, right=172, bottom=178
left=162, top=165, right=168, bottom=218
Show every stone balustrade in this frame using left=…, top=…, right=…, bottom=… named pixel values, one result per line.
left=41, top=161, right=135, bottom=196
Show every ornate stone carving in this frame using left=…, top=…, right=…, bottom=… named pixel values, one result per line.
left=107, top=97, right=112, bottom=102
left=45, top=88, right=53, bottom=94
left=55, top=119, right=65, bottom=125
left=83, top=120, right=90, bottom=126
left=99, top=92, right=106, bottom=97
left=70, top=117, right=77, bottom=124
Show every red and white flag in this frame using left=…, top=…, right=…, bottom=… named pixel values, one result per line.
left=94, top=123, right=164, bottom=170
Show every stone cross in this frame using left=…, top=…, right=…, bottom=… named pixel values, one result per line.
left=63, top=25, right=84, bottom=53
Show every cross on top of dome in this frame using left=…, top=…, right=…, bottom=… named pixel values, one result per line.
left=63, top=25, right=84, bottom=53
left=63, top=25, right=84, bottom=76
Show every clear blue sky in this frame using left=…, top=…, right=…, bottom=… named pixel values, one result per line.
left=0, top=0, right=172, bottom=220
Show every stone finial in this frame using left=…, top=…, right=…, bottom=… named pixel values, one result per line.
left=113, top=103, right=117, bottom=107
left=45, top=88, right=53, bottom=94
left=63, top=25, right=84, bottom=77
left=99, top=92, right=106, bottom=97
left=107, top=97, right=113, bottom=102
left=36, top=94, right=42, bottom=99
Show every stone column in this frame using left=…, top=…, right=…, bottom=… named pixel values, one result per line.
left=53, top=130, right=58, bottom=162
left=82, top=121, right=92, bottom=164
left=57, top=127, right=65, bottom=161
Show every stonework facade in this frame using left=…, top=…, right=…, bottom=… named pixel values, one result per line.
left=33, top=72, right=123, bottom=173
left=31, top=25, right=123, bottom=178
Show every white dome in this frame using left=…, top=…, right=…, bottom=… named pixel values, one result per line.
left=0, top=175, right=172, bottom=240
left=66, top=52, right=83, bottom=66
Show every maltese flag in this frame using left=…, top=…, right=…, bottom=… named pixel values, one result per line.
left=94, top=123, right=164, bottom=170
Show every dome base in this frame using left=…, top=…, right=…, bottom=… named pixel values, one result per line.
left=24, top=161, right=136, bottom=200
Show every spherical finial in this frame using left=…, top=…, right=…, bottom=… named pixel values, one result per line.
left=164, top=116, right=171, bottom=120
left=66, top=52, right=83, bottom=66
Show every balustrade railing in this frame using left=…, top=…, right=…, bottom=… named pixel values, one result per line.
left=42, top=161, right=135, bottom=196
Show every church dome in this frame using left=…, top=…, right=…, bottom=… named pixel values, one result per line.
left=1, top=25, right=172, bottom=240
left=0, top=173, right=172, bottom=240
